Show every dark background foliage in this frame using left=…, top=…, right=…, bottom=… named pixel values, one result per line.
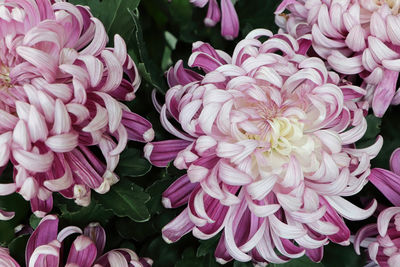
left=1, top=0, right=396, bottom=266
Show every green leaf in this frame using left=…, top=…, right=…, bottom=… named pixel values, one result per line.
left=141, top=0, right=169, bottom=28
left=168, top=0, right=192, bottom=24
left=356, top=114, right=381, bottom=145
left=0, top=193, right=29, bottom=219
left=0, top=193, right=29, bottom=245
left=322, top=243, right=365, bottom=267
left=233, top=261, right=253, bottom=267
left=129, top=8, right=167, bottom=92
left=95, top=179, right=151, bottom=222
left=69, top=0, right=141, bottom=42
left=270, top=256, right=323, bottom=267
left=236, top=0, right=279, bottom=36
left=115, top=217, right=155, bottom=241
left=0, top=221, right=15, bottom=246
left=116, top=147, right=152, bottom=177
left=146, top=175, right=175, bottom=215
left=58, top=200, right=113, bottom=227
left=356, top=114, right=382, bottom=155
left=143, top=236, right=182, bottom=267
left=9, top=234, right=29, bottom=266
left=175, top=248, right=204, bottom=267
left=118, top=240, right=137, bottom=252
left=363, top=114, right=382, bottom=139
left=176, top=247, right=220, bottom=267
left=137, top=62, right=164, bottom=93
left=29, top=214, right=41, bottom=229
left=370, top=105, right=400, bottom=169
left=197, top=235, right=220, bottom=257
left=165, top=31, right=178, bottom=50
left=146, top=165, right=187, bottom=214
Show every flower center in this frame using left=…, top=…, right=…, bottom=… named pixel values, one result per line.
left=249, top=114, right=314, bottom=158
left=242, top=112, right=317, bottom=172
left=376, top=0, right=400, bottom=14
left=266, top=117, right=305, bottom=156
left=0, top=64, right=11, bottom=91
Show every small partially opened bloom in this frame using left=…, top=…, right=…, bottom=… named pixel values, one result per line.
left=145, top=29, right=382, bottom=264
left=0, top=247, right=19, bottom=267
left=0, top=0, right=153, bottom=216
left=180, top=0, right=239, bottom=40
left=25, top=215, right=152, bottom=267
left=354, top=207, right=400, bottom=267
left=276, top=0, right=400, bottom=117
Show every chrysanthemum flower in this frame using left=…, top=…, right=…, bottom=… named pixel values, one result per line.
left=0, top=247, right=19, bottom=267
left=21, top=215, right=153, bottom=267
left=145, top=29, right=383, bottom=264
left=369, top=148, right=400, bottom=206
left=354, top=207, right=400, bottom=267
left=275, top=0, right=400, bottom=117
left=0, top=0, right=153, bottom=217
left=177, top=0, right=239, bottom=40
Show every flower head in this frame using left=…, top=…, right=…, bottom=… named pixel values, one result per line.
left=23, top=215, right=152, bottom=267
left=354, top=207, right=400, bottom=267
left=145, top=29, right=382, bottom=264
left=0, top=0, right=153, bottom=217
left=276, top=0, right=400, bottom=117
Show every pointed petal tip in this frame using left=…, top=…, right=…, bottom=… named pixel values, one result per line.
left=143, top=143, right=153, bottom=162
left=161, top=233, right=174, bottom=244
left=215, top=258, right=229, bottom=265
left=143, top=128, right=155, bottom=142
left=34, top=210, right=47, bottom=218
left=162, top=197, right=172, bottom=209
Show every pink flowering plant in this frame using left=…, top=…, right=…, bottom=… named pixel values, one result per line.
left=0, top=0, right=155, bottom=218
left=22, top=214, right=152, bottom=267
left=146, top=28, right=384, bottom=264
left=0, top=0, right=400, bottom=266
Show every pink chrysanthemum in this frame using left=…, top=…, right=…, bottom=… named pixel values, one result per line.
left=20, top=215, right=153, bottom=267
left=145, top=29, right=383, bottom=264
left=176, top=0, right=239, bottom=40
left=275, top=0, right=400, bottom=117
left=354, top=207, right=400, bottom=267
left=0, top=0, right=154, bottom=217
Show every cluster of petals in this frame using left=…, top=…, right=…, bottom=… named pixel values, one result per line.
left=19, top=214, right=153, bottom=267
left=145, top=29, right=382, bottom=264
left=276, top=0, right=400, bottom=117
left=0, top=0, right=154, bottom=217
left=182, top=0, right=239, bottom=40
left=354, top=207, right=400, bottom=267
left=365, top=148, right=400, bottom=264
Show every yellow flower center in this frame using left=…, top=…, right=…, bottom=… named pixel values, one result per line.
left=248, top=116, right=315, bottom=158
left=267, top=117, right=305, bottom=156
left=0, top=64, right=11, bottom=91
left=261, top=117, right=318, bottom=174
left=376, top=0, right=400, bottom=14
